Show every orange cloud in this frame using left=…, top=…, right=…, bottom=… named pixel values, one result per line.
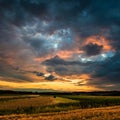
left=34, top=49, right=83, bottom=62
left=56, top=50, right=83, bottom=59
left=34, top=54, right=53, bottom=62
left=61, top=74, right=90, bottom=86
left=85, top=36, right=113, bottom=51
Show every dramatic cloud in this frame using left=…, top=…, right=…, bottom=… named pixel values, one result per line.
left=89, top=53, right=120, bottom=87
left=43, top=56, right=98, bottom=76
left=83, top=43, right=103, bottom=56
left=45, top=75, right=56, bottom=81
left=0, top=0, right=120, bottom=91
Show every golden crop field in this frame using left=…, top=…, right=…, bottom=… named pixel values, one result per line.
left=0, top=94, right=120, bottom=120
left=0, top=106, right=120, bottom=120
left=0, top=95, right=54, bottom=110
left=0, top=95, right=76, bottom=113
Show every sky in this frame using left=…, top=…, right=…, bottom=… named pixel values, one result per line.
left=0, top=0, right=120, bottom=92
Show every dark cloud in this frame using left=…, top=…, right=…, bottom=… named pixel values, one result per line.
left=35, top=72, right=44, bottom=77
left=0, top=0, right=120, bottom=90
left=92, top=53, right=120, bottom=82
left=1, top=0, right=120, bottom=51
left=83, top=43, right=103, bottom=56
left=45, top=75, right=56, bottom=81
left=43, top=56, right=94, bottom=75
left=43, top=55, right=92, bottom=66
left=20, top=0, right=48, bottom=19
left=29, top=39, right=43, bottom=50
left=82, top=53, right=120, bottom=90
left=0, top=60, right=33, bottom=82
left=43, top=55, right=67, bottom=65
left=88, top=0, right=120, bottom=27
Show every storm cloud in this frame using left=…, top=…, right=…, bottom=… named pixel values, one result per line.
left=83, top=43, right=103, bottom=56
left=0, top=0, right=120, bottom=91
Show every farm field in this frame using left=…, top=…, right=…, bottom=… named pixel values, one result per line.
left=0, top=105, right=120, bottom=120
left=0, top=94, right=120, bottom=120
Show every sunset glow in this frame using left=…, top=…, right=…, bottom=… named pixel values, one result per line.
left=0, top=0, right=120, bottom=92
